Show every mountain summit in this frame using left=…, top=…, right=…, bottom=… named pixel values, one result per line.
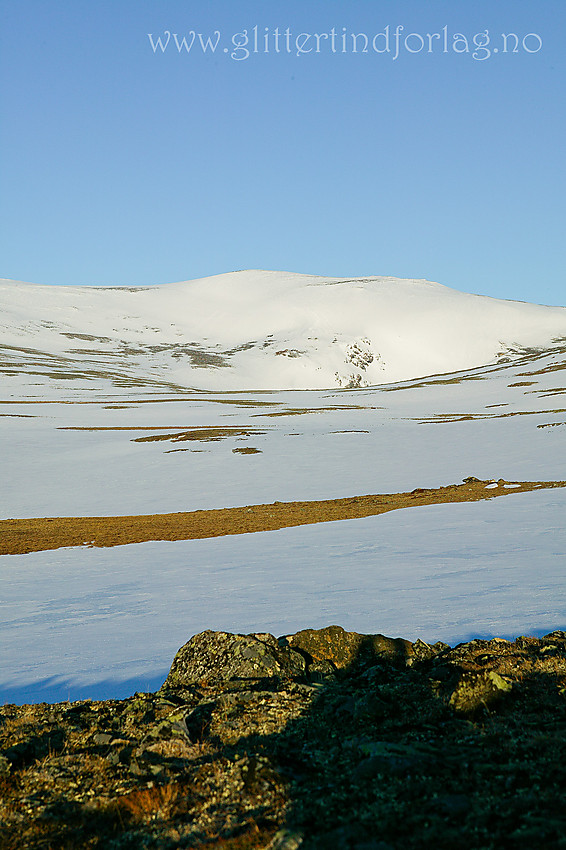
left=1, top=270, right=565, bottom=390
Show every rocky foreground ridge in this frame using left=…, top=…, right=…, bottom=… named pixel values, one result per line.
left=1, top=626, right=566, bottom=849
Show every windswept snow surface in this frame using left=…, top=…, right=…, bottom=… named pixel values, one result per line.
left=1, top=270, right=565, bottom=391
left=1, top=271, right=566, bottom=703
left=2, top=489, right=565, bottom=705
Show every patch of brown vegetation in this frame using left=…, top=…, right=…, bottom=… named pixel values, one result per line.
left=257, top=405, right=381, bottom=417
left=134, top=428, right=265, bottom=443
left=57, top=426, right=267, bottom=442
left=1, top=478, right=564, bottom=556
left=206, top=398, right=278, bottom=407
left=414, top=408, right=566, bottom=424
left=517, top=362, right=566, bottom=376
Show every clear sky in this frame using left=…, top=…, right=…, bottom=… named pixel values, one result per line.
left=1, top=0, right=564, bottom=305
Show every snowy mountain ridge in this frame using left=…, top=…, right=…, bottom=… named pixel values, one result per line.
left=1, top=269, right=565, bottom=391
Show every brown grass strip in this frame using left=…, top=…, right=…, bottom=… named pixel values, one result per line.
left=1, top=478, right=564, bottom=556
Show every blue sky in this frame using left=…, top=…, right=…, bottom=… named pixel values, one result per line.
left=1, top=0, right=564, bottom=305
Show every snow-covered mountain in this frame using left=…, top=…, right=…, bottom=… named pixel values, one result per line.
left=2, top=268, right=566, bottom=704
left=2, top=270, right=565, bottom=391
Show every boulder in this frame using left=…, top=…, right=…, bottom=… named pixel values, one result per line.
left=285, top=624, right=413, bottom=672
left=163, top=630, right=306, bottom=688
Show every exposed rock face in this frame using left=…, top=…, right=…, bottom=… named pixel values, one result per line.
left=164, top=626, right=416, bottom=691
left=285, top=625, right=415, bottom=670
left=448, top=669, right=513, bottom=715
left=1, top=627, right=566, bottom=849
left=165, top=630, right=307, bottom=687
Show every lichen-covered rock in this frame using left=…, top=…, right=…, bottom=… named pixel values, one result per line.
left=285, top=624, right=414, bottom=671
left=163, top=629, right=306, bottom=688
left=448, top=669, right=513, bottom=715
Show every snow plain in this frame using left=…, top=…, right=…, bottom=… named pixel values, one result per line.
left=1, top=271, right=565, bottom=703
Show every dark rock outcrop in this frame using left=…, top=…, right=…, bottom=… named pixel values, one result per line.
left=285, top=624, right=414, bottom=672
left=1, top=627, right=566, bottom=849
left=165, top=630, right=307, bottom=688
